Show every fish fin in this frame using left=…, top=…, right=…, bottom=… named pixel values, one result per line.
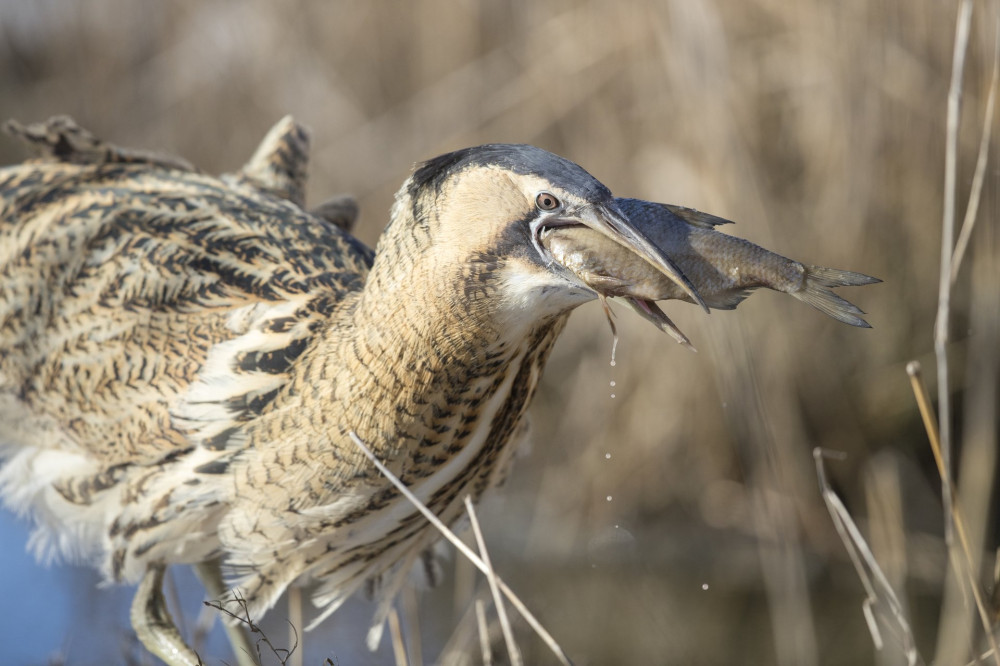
left=663, top=204, right=735, bottom=229
left=624, top=299, right=696, bottom=351
left=598, top=294, right=619, bottom=340
left=586, top=274, right=634, bottom=294
left=803, top=265, right=882, bottom=288
left=614, top=197, right=733, bottom=229
left=792, top=266, right=876, bottom=328
left=700, top=289, right=753, bottom=310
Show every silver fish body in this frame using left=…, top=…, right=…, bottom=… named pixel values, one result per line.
left=542, top=197, right=879, bottom=345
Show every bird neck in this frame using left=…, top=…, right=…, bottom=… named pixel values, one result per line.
left=350, top=259, right=507, bottom=389
left=333, top=251, right=556, bottom=465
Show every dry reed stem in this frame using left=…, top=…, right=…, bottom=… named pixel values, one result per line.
left=287, top=586, right=302, bottom=666
left=464, top=495, right=522, bottom=666
left=475, top=599, right=493, bottom=666
left=204, top=589, right=298, bottom=666
left=813, top=448, right=922, bottom=665
left=950, top=11, right=1000, bottom=284
left=702, top=317, right=818, bottom=666
left=905, top=362, right=946, bottom=482
left=453, top=539, right=476, bottom=618
left=909, top=362, right=975, bottom=634
left=2, top=3, right=989, bottom=662
left=956, top=170, right=1000, bottom=653
left=348, top=431, right=574, bottom=666
left=402, top=585, right=423, bottom=666
left=936, top=0, right=974, bottom=547
left=438, top=594, right=481, bottom=666
left=195, top=560, right=257, bottom=666
left=389, top=606, right=409, bottom=666
left=863, top=455, right=910, bottom=651
left=906, top=361, right=1000, bottom=666
left=967, top=648, right=1000, bottom=666
left=935, top=3, right=979, bottom=659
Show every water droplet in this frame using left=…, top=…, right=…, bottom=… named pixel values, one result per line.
left=610, top=360, right=616, bottom=367
left=610, top=393, right=616, bottom=399
left=701, top=583, right=709, bottom=591
left=605, top=453, right=611, bottom=460
left=606, top=495, right=613, bottom=502
left=614, top=524, right=619, bottom=529
left=609, top=380, right=616, bottom=387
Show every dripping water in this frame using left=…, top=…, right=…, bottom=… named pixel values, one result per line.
left=599, top=294, right=619, bottom=367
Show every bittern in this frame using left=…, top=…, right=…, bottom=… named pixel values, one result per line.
left=0, top=117, right=875, bottom=664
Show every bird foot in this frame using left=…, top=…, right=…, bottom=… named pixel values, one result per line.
left=130, top=563, right=203, bottom=666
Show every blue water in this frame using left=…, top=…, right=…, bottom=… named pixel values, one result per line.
left=0, top=511, right=117, bottom=664
left=0, top=511, right=403, bottom=664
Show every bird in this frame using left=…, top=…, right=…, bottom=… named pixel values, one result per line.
left=0, top=116, right=877, bottom=664
left=0, top=115, right=715, bottom=664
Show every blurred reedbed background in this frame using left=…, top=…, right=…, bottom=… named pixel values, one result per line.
left=0, top=1, right=997, bottom=665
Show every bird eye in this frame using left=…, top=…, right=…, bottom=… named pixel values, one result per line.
left=535, top=192, right=560, bottom=211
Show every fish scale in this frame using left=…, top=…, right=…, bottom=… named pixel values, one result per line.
left=542, top=197, right=880, bottom=348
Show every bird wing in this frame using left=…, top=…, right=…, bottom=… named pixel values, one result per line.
left=0, top=118, right=373, bottom=471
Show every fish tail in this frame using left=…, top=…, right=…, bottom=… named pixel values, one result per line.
left=803, top=265, right=882, bottom=288
left=792, top=265, right=881, bottom=328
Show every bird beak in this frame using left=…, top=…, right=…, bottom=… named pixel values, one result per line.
left=533, top=202, right=708, bottom=313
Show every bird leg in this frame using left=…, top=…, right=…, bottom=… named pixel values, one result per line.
left=194, top=559, right=258, bottom=666
left=131, top=563, right=202, bottom=666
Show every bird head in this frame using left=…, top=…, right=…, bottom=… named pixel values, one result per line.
left=373, top=144, right=702, bottom=338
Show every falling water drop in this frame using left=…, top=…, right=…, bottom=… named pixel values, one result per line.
left=600, top=295, right=619, bottom=368
left=605, top=453, right=611, bottom=460
left=701, top=583, right=710, bottom=591
left=609, top=380, right=616, bottom=388
left=610, top=393, right=616, bottom=399
left=606, top=495, right=613, bottom=502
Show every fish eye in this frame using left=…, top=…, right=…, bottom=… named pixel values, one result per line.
left=535, top=192, right=560, bottom=211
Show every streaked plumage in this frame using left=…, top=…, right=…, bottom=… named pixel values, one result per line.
left=0, top=116, right=695, bottom=662
left=0, top=117, right=876, bottom=663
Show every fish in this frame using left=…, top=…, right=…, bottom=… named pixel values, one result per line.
left=542, top=197, right=880, bottom=348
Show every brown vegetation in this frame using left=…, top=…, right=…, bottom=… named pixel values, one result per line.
left=0, top=1, right=997, bottom=664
